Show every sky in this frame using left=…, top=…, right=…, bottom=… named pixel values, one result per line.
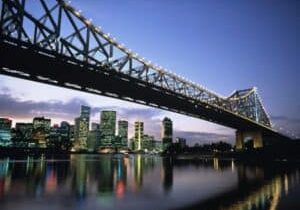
left=0, top=0, right=299, bottom=143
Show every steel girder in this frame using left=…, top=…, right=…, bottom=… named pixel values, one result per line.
left=0, top=0, right=272, bottom=128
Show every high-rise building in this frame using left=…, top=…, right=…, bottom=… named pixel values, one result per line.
left=118, top=120, right=128, bottom=148
left=143, top=135, right=155, bottom=151
left=0, top=118, right=12, bottom=147
left=60, top=121, right=70, bottom=139
left=74, top=106, right=91, bottom=150
left=100, top=111, right=116, bottom=147
left=161, top=117, right=173, bottom=150
left=33, top=117, right=51, bottom=131
left=69, top=125, right=75, bottom=142
left=134, top=121, right=144, bottom=150
left=81, top=105, right=91, bottom=122
left=74, top=117, right=81, bottom=143
left=32, top=117, right=51, bottom=148
left=88, top=123, right=100, bottom=151
left=87, top=130, right=99, bottom=152
left=15, top=123, right=33, bottom=147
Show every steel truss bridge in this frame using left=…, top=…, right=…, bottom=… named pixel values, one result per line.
left=0, top=0, right=288, bottom=148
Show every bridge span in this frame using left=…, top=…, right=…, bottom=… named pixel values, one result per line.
left=0, top=0, right=289, bottom=149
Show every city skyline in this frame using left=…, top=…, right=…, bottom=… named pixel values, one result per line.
left=0, top=105, right=232, bottom=146
left=0, top=0, right=299, bottom=140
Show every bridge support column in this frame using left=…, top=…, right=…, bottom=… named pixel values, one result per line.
left=252, top=131, right=263, bottom=148
left=235, top=131, right=244, bottom=150
left=235, top=130, right=263, bottom=150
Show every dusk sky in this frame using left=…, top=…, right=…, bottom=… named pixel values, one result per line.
left=0, top=0, right=299, bottom=143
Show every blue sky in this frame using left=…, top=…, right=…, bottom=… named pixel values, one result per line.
left=0, top=0, right=299, bottom=142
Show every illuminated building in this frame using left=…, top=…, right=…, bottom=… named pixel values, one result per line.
left=33, top=117, right=51, bottom=131
left=74, top=106, right=90, bottom=150
left=134, top=121, right=144, bottom=151
left=32, top=117, right=51, bottom=148
left=143, top=135, right=155, bottom=151
left=0, top=118, right=12, bottom=147
left=87, top=130, right=100, bottom=151
left=60, top=121, right=70, bottom=140
left=161, top=117, right=173, bottom=150
left=100, top=110, right=116, bottom=148
left=88, top=123, right=100, bottom=151
left=118, top=120, right=128, bottom=148
left=15, top=123, right=33, bottom=147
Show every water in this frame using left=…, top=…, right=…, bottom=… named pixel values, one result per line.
left=0, top=154, right=299, bottom=210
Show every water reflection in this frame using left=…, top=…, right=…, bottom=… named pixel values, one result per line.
left=0, top=155, right=299, bottom=210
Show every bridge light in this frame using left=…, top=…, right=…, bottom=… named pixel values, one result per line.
left=74, top=11, right=81, bottom=16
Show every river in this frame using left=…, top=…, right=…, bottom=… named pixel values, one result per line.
left=0, top=154, right=299, bottom=210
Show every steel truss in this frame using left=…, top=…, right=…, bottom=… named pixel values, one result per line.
left=0, top=0, right=271, bottom=128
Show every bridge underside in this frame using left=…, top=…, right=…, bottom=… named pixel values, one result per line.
left=0, top=38, right=286, bottom=141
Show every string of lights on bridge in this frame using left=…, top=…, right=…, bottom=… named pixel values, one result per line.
left=272, top=122, right=299, bottom=139
left=64, top=0, right=276, bottom=130
left=64, top=0, right=225, bottom=99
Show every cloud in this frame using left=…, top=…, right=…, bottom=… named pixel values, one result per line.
left=0, top=90, right=163, bottom=134
left=0, top=92, right=87, bottom=120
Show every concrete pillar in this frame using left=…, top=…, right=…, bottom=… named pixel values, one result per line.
left=235, top=130, right=263, bottom=150
left=253, top=131, right=263, bottom=148
left=235, top=130, right=244, bottom=150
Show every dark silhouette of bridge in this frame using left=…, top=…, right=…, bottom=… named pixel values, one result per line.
left=0, top=0, right=289, bottom=149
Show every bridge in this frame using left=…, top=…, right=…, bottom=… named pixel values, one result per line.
left=0, top=0, right=289, bottom=149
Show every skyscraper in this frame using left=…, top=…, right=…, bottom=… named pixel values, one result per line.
left=162, top=117, right=173, bottom=150
left=81, top=105, right=91, bottom=122
left=74, top=106, right=91, bottom=150
left=143, top=135, right=155, bottom=151
left=88, top=123, right=100, bottom=151
left=100, top=110, right=116, bottom=148
left=15, top=123, right=33, bottom=147
left=134, top=121, right=144, bottom=151
left=32, top=117, right=51, bottom=148
left=0, top=118, right=12, bottom=147
left=118, top=120, right=128, bottom=148
left=33, top=117, right=51, bottom=131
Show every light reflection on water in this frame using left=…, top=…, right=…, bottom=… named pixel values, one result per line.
left=0, top=155, right=299, bottom=210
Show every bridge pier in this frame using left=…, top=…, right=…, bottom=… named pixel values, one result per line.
left=235, top=130, right=263, bottom=150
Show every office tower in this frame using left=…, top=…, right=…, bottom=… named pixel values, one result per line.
left=118, top=120, right=128, bottom=148
left=88, top=123, right=100, bottom=151
left=15, top=123, right=33, bottom=147
left=69, top=125, right=75, bottom=142
left=0, top=118, right=12, bottom=147
left=59, top=121, right=70, bottom=142
left=74, top=106, right=91, bottom=150
left=81, top=105, right=91, bottom=122
left=161, top=117, right=173, bottom=150
left=33, top=117, right=51, bottom=131
left=134, top=121, right=144, bottom=150
left=143, top=134, right=155, bottom=151
left=32, top=117, right=51, bottom=148
left=48, top=124, right=60, bottom=149
left=87, top=130, right=99, bottom=151
left=100, top=111, right=116, bottom=147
